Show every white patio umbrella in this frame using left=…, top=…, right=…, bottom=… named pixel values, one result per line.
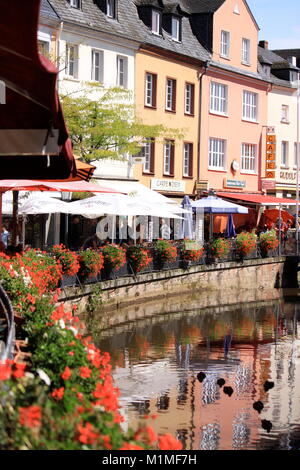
left=19, top=194, right=71, bottom=215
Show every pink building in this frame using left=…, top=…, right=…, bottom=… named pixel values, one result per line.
left=195, top=0, right=270, bottom=195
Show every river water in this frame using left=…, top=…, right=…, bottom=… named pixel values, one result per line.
left=95, top=297, right=300, bottom=450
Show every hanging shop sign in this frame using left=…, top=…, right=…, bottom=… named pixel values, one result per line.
left=265, top=130, right=276, bottom=179
left=196, top=180, right=209, bottom=191
left=151, top=178, right=186, bottom=192
left=261, top=179, right=276, bottom=190
left=223, top=179, right=246, bottom=189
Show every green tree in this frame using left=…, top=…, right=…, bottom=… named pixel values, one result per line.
left=60, top=85, right=182, bottom=162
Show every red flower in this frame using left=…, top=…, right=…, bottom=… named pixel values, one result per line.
left=19, top=406, right=41, bottom=429
left=158, top=434, right=182, bottom=450
left=51, top=387, right=65, bottom=401
left=80, top=366, right=92, bottom=379
left=77, top=422, right=99, bottom=445
left=61, top=366, right=72, bottom=380
left=12, top=362, right=26, bottom=379
left=0, top=360, right=11, bottom=381
left=119, top=443, right=144, bottom=450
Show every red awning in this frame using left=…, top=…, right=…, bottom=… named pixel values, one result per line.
left=217, top=192, right=297, bottom=206
left=0, top=0, right=76, bottom=180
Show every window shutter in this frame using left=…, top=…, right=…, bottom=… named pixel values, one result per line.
left=172, top=80, right=176, bottom=111
left=189, top=144, right=193, bottom=177
left=152, top=74, right=157, bottom=108
left=150, top=139, right=155, bottom=174
left=170, top=141, right=175, bottom=176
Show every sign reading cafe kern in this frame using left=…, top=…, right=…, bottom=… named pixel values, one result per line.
left=151, top=178, right=186, bottom=193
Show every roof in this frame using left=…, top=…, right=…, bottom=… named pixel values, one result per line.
left=217, top=192, right=297, bottom=206
left=40, top=0, right=60, bottom=21
left=257, top=45, right=298, bottom=89
left=179, top=0, right=226, bottom=14
left=47, top=0, right=210, bottom=62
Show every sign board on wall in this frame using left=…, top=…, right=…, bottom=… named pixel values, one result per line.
left=151, top=178, right=186, bottom=193
left=265, top=130, right=276, bottom=179
left=261, top=179, right=276, bottom=190
left=223, top=179, right=246, bottom=189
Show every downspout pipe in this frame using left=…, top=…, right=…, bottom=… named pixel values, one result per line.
left=197, top=60, right=209, bottom=194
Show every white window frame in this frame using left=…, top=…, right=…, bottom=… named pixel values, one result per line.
left=220, top=30, right=230, bottom=58
left=294, top=142, right=299, bottom=168
left=166, top=78, right=176, bottom=111
left=210, top=82, right=228, bottom=115
left=208, top=138, right=226, bottom=170
left=143, top=140, right=152, bottom=173
left=241, top=143, right=256, bottom=173
left=145, top=73, right=155, bottom=107
left=281, top=141, right=289, bottom=167
left=242, top=38, right=250, bottom=64
left=91, top=49, right=103, bottom=83
left=164, top=140, right=172, bottom=175
left=152, top=9, right=161, bottom=35
left=281, top=104, right=289, bottom=123
left=116, top=55, right=128, bottom=88
left=107, top=0, right=116, bottom=18
left=38, top=40, right=50, bottom=56
left=171, top=17, right=180, bottom=41
left=242, top=90, right=258, bottom=122
left=70, top=0, right=80, bottom=8
left=183, top=143, right=192, bottom=177
left=185, top=83, right=194, bottom=115
left=65, top=44, right=79, bottom=79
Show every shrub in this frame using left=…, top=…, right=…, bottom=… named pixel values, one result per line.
left=236, top=232, right=257, bottom=257
left=101, top=244, right=126, bottom=272
left=259, top=229, right=279, bottom=253
left=52, top=244, right=79, bottom=276
left=126, top=245, right=152, bottom=273
left=154, top=240, right=177, bottom=264
left=181, top=240, right=204, bottom=262
left=78, top=249, right=104, bottom=278
left=210, top=238, right=231, bottom=259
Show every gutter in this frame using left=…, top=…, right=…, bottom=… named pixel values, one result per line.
left=197, top=60, right=209, bottom=188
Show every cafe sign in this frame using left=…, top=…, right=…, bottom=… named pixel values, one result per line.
left=265, top=130, right=276, bottom=179
left=151, top=178, right=186, bottom=192
left=223, top=179, right=246, bottom=189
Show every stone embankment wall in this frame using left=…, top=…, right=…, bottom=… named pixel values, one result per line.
left=60, top=257, right=287, bottom=315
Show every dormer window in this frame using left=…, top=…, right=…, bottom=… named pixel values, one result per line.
left=262, top=64, right=271, bottom=77
left=107, top=0, right=116, bottom=19
left=171, top=16, right=180, bottom=42
left=69, top=0, right=81, bottom=8
left=152, top=9, right=161, bottom=35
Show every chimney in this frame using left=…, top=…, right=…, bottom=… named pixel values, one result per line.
left=259, top=40, right=269, bottom=49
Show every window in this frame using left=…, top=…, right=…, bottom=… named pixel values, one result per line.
left=242, top=90, right=258, bottom=121
left=142, top=139, right=155, bottom=174
left=183, top=143, right=193, bottom=177
left=164, top=140, right=174, bottom=175
left=281, top=141, right=289, bottom=166
left=70, top=0, right=80, bottom=8
left=241, top=143, right=256, bottom=172
left=220, top=31, right=230, bottom=58
left=38, top=40, right=50, bottom=56
left=295, top=142, right=299, bottom=167
left=171, top=17, right=180, bottom=41
left=209, top=138, right=226, bottom=170
left=210, top=82, right=228, bottom=115
left=242, top=38, right=250, bottom=64
left=165, top=78, right=176, bottom=112
left=281, top=105, right=289, bottom=123
left=66, top=44, right=78, bottom=78
left=145, top=73, right=157, bottom=107
left=152, top=9, right=161, bottom=35
left=185, top=83, right=195, bottom=115
left=107, top=0, right=116, bottom=18
left=91, top=49, right=103, bottom=82
left=116, top=55, right=128, bottom=88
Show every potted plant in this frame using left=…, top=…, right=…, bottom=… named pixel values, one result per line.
left=52, top=244, right=79, bottom=277
left=153, top=240, right=177, bottom=268
left=209, top=238, right=231, bottom=262
left=235, top=232, right=257, bottom=259
left=181, top=240, right=204, bottom=266
left=78, top=249, right=104, bottom=281
left=259, top=229, right=279, bottom=257
left=126, top=245, right=152, bottom=274
left=101, top=244, right=126, bottom=278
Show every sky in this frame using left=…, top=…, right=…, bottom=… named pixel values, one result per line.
left=247, top=0, right=300, bottom=50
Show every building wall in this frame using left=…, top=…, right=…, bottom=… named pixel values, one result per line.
left=133, top=50, right=200, bottom=198
left=213, top=0, right=259, bottom=75
left=266, top=87, right=298, bottom=197
left=200, top=69, right=268, bottom=193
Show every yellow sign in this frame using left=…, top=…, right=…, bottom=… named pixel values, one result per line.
left=266, top=153, right=276, bottom=161
left=266, top=171, right=276, bottom=179
left=266, top=143, right=276, bottom=153
left=266, top=162, right=276, bottom=169
left=266, top=134, right=276, bottom=143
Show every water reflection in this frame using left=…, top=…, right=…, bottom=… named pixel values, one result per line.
left=96, top=299, right=300, bottom=450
